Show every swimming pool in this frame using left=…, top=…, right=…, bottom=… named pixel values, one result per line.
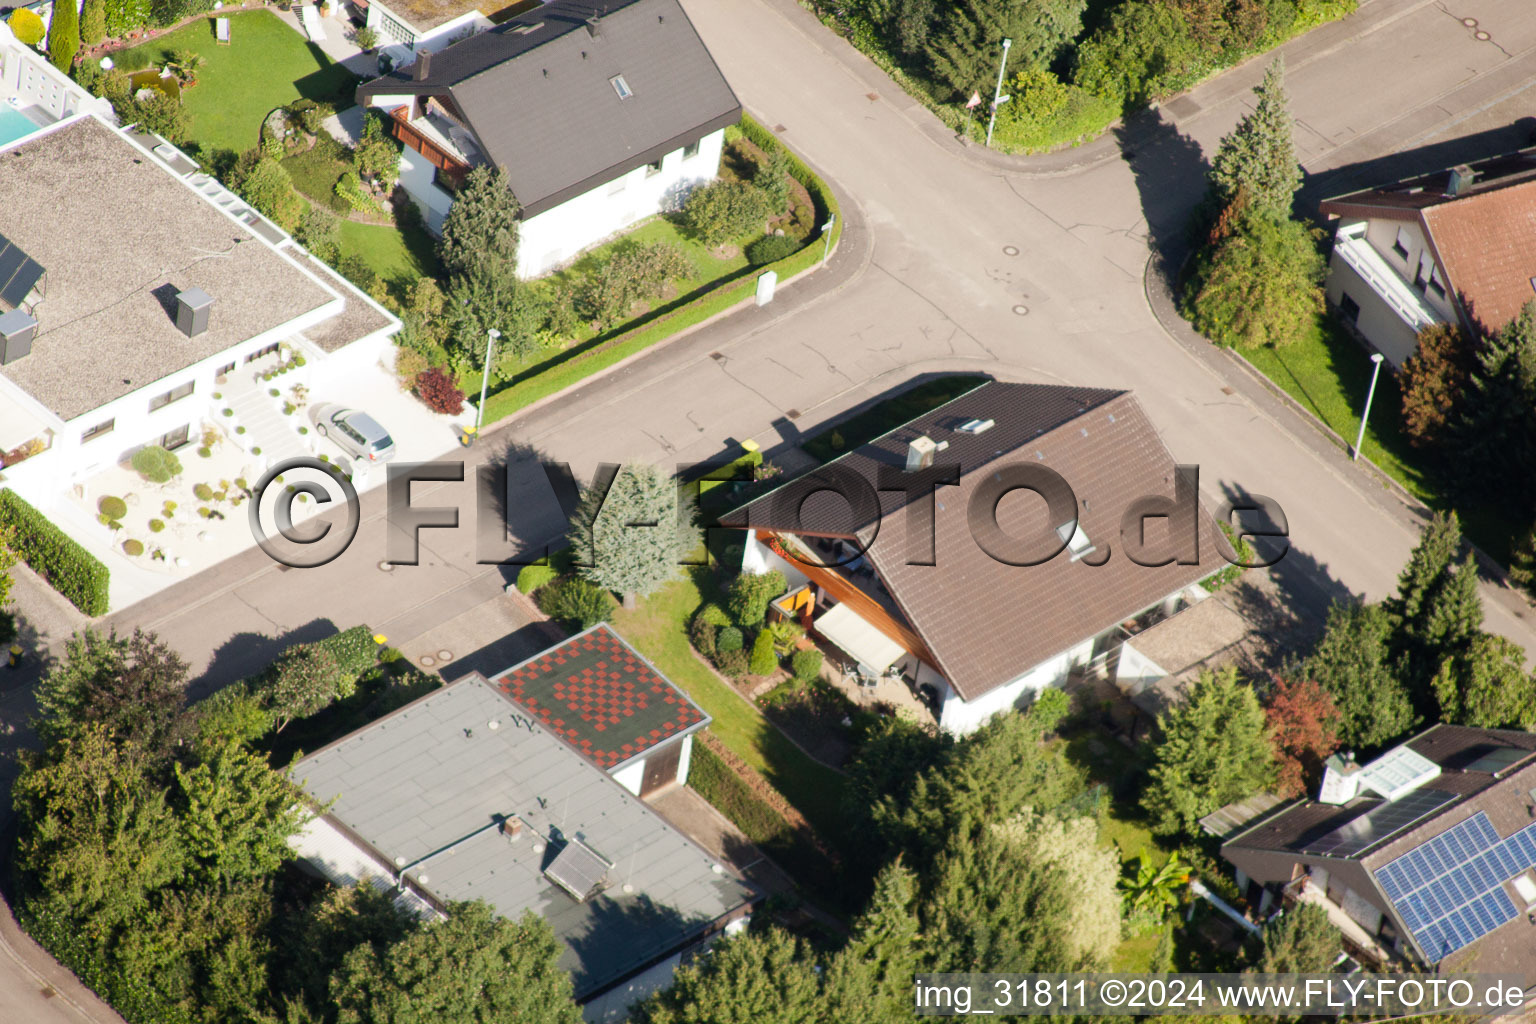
left=0, top=105, right=42, bottom=147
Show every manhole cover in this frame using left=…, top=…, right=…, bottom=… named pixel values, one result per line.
left=437, top=649, right=453, bottom=661
left=1221, top=386, right=1235, bottom=395
left=784, top=408, right=800, bottom=420
left=1012, top=304, right=1029, bottom=316
left=1003, top=245, right=1019, bottom=256
left=709, top=351, right=724, bottom=361
left=378, top=560, right=395, bottom=572
left=420, top=655, right=436, bottom=667
left=1475, top=30, right=1490, bottom=40
left=866, top=92, right=879, bottom=102
left=773, top=124, right=787, bottom=133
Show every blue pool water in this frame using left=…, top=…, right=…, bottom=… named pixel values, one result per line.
left=0, top=106, right=41, bottom=147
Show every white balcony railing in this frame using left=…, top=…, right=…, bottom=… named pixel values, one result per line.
left=1333, top=222, right=1445, bottom=334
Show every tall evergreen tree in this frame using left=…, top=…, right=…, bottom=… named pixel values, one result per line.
left=1256, top=902, right=1340, bottom=973
left=568, top=463, right=696, bottom=608
left=1142, top=666, right=1275, bottom=836
left=1209, top=57, right=1302, bottom=218
left=1453, top=300, right=1536, bottom=504
left=928, top=0, right=1088, bottom=99
left=47, top=0, right=80, bottom=72
left=1431, top=633, right=1536, bottom=730
left=80, top=0, right=106, bottom=45
left=1385, top=513, right=1483, bottom=699
left=1303, top=602, right=1417, bottom=750
left=823, top=861, right=922, bottom=1023
left=637, top=928, right=823, bottom=1024
left=438, top=165, right=520, bottom=284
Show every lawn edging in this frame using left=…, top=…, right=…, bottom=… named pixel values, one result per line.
left=0, top=489, right=111, bottom=617
left=477, top=113, right=843, bottom=426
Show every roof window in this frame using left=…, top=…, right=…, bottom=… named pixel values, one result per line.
left=610, top=74, right=632, bottom=100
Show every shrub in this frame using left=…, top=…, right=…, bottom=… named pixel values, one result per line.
left=193, top=483, right=214, bottom=501
left=269, top=388, right=281, bottom=397
left=223, top=407, right=234, bottom=416
left=148, top=519, right=164, bottom=533
left=235, top=426, right=246, bottom=435
left=0, top=491, right=110, bottom=614
left=745, top=235, right=801, bottom=266
left=122, top=539, right=144, bottom=556
left=992, top=68, right=1121, bottom=153
left=577, top=242, right=694, bottom=330
left=312, top=624, right=379, bottom=691
left=727, top=570, right=786, bottom=627
left=163, top=501, right=177, bottom=515
left=238, top=157, right=305, bottom=233
left=335, top=171, right=384, bottom=216
left=97, top=496, right=127, bottom=520
left=1030, top=688, right=1072, bottom=732
left=753, top=146, right=794, bottom=215
left=696, top=602, right=732, bottom=628
left=748, top=630, right=778, bottom=675
left=790, top=648, right=823, bottom=682
left=516, top=563, right=557, bottom=594
left=130, top=445, right=182, bottom=483
left=537, top=578, right=617, bottom=630
left=716, top=626, right=744, bottom=653
left=1185, top=211, right=1325, bottom=349
left=683, top=180, right=771, bottom=247
left=8, top=9, right=44, bottom=46
left=197, top=447, right=212, bottom=458
left=689, top=616, right=717, bottom=659
left=287, top=97, right=326, bottom=135
left=415, top=366, right=466, bottom=415
left=714, top=648, right=750, bottom=678
left=251, top=447, right=262, bottom=455
left=354, top=24, right=379, bottom=49
left=46, top=0, right=79, bottom=72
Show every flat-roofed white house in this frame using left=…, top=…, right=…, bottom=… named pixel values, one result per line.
left=356, top=0, right=740, bottom=277
left=0, top=32, right=400, bottom=512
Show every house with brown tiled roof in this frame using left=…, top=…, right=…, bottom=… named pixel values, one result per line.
left=453, top=624, right=710, bottom=798
left=1318, top=148, right=1536, bottom=366
left=1221, top=725, right=1536, bottom=974
left=722, top=380, right=1228, bottom=736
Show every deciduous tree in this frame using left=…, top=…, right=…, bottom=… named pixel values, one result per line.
left=34, top=628, right=189, bottom=754
left=992, top=809, right=1122, bottom=964
left=332, top=902, right=582, bottom=1024
left=683, top=180, right=771, bottom=248
left=173, top=740, right=310, bottom=884
left=1400, top=323, right=1473, bottom=451
left=1142, top=667, right=1275, bottom=836
left=568, top=463, right=696, bottom=607
left=1256, top=902, right=1340, bottom=973
left=1185, top=211, right=1324, bottom=349
left=1264, top=676, right=1341, bottom=798
left=1303, top=602, right=1416, bottom=750
left=254, top=643, right=341, bottom=732
left=1209, top=57, right=1301, bottom=218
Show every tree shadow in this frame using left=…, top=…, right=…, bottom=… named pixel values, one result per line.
left=561, top=891, right=711, bottom=1000
left=1113, top=111, right=1212, bottom=281
left=191, top=618, right=346, bottom=700
left=477, top=436, right=568, bottom=589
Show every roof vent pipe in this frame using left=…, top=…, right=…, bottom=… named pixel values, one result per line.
left=585, top=14, right=600, bottom=37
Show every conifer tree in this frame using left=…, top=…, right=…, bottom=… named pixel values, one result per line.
left=568, top=464, right=696, bottom=608
left=1209, top=57, right=1302, bottom=218
left=80, top=0, right=106, bottom=46
left=823, top=861, right=922, bottom=1023
left=1453, top=300, right=1536, bottom=503
left=1385, top=513, right=1483, bottom=700
left=1303, top=602, right=1416, bottom=750
left=928, top=0, right=1087, bottom=98
left=47, top=0, right=80, bottom=72
left=1431, top=633, right=1536, bottom=730
left=1257, top=902, right=1340, bottom=973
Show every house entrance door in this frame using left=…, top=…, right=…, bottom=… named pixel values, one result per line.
left=640, top=741, right=683, bottom=797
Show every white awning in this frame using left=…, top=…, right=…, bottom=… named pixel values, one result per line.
left=814, top=602, right=905, bottom=673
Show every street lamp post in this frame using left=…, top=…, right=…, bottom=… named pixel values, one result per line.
left=475, top=328, right=501, bottom=438
left=985, top=38, right=1012, bottom=149
left=820, top=213, right=837, bottom=264
left=1352, top=351, right=1385, bottom=461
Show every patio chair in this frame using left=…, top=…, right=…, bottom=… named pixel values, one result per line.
left=215, top=17, right=230, bottom=45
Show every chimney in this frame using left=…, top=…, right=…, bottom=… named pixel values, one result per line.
left=414, top=49, right=432, bottom=81
left=906, top=435, right=937, bottom=471
left=1446, top=164, right=1475, bottom=197
left=1317, top=752, right=1362, bottom=805
left=174, top=287, right=211, bottom=338
left=0, top=308, right=36, bottom=364
left=585, top=13, right=600, bottom=37
left=501, top=817, right=525, bottom=841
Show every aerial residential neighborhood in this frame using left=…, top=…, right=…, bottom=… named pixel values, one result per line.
left=4, top=0, right=1536, bottom=1021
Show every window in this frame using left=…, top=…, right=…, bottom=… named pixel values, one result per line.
left=644, top=158, right=663, bottom=178
left=1339, top=293, right=1361, bottom=323
left=683, top=140, right=700, bottom=160
left=1428, top=265, right=1446, bottom=299
left=80, top=418, right=115, bottom=444
left=1057, top=521, right=1095, bottom=562
left=245, top=343, right=280, bottom=363
left=215, top=361, right=235, bottom=378
left=148, top=379, right=195, bottom=412
left=609, top=74, right=632, bottom=100
left=1392, top=226, right=1411, bottom=260
left=160, top=424, right=190, bottom=450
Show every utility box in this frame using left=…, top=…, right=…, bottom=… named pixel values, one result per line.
left=175, top=287, right=213, bottom=338
left=755, top=271, right=777, bottom=307
left=0, top=308, right=36, bottom=365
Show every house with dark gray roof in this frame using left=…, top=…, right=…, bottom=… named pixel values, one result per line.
left=462, top=624, right=710, bottom=798
left=288, top=670, right=756, bottom=1022
left=721, top=379, right=1227, bottom=735
left=0, top=104, right=398, bottom=511
left=1221, top=725, right=1536, bottom=975
left=356, top=0, right=740, bottom=276
left=1318, top=145, right=1536, bottom=367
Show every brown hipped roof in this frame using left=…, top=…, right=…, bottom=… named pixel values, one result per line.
left=725, top=382, right=1223, bottom=702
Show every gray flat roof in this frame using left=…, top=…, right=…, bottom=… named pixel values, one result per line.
left=290, top=676, right=755, bottom=998
left=0, top=117, right=337, bottom=421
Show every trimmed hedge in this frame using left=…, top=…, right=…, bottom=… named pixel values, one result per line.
left=0, top=489, right=110, bottom=615
left=479, top=113, right=842, bottom=426
left=20, top=903, right=195, bottom=1024
left=312, top=625, right=379, bottom=684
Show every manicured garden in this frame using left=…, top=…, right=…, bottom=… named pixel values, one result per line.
left=107, top=11, right=357, bottom=157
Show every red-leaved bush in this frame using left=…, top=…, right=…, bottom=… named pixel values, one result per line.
left=414, top=366, right=465, bottom=415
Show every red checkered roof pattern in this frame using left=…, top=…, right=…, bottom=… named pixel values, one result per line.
left=494, top=626, right=705, bottom=769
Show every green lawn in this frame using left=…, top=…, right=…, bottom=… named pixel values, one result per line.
left=338, top=218, right=437, bottom=291
left=611, top=570, right=848, bottom=839
left=1241, top=317, right=1521, bottom=562
left=112, top=10, right=357, bottom=157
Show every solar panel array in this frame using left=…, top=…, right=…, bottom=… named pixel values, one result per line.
left=0, top=233, right=43, bottom=310
left=1301, top=788, right=1458, bottom=857
left=1375, top=811, right=1536, bottom=962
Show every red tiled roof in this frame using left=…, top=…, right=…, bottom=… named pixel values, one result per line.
left=1421, top=184, right=1536, bottom=334
left=492, top=625, right=707, bottom=770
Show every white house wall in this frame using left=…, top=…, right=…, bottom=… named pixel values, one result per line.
left=677, top=733, right=694, bottom=786
left=0, top=24, right=111, bottom=125
left=741, top=529, right=810, bottom=590
left=1360, top=219, right=1456, bottom=321
left=582, top=951, right=685, bottom=1023
left=365, top=1, right=490, bottom=49
left=1326, top=253, right=1423, bottom=368
left=611, top=758, right=646, bottom=796
left=517, top=129, right=724, bottom=278
left=938, top=638, right=1094, bottom=736
left=1114, top=642, right=1167, bottom=694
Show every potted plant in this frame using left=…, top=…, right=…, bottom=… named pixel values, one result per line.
left=355, top=25, right=378, bottom=51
